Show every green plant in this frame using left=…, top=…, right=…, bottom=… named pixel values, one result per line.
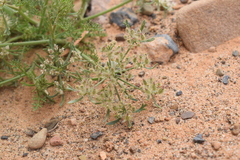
left=69, top=21, right=163, bottom=127
left=0, top=0, right=164, bottom=127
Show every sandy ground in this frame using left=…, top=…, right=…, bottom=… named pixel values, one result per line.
left=0, top=0, right=240, bottom=159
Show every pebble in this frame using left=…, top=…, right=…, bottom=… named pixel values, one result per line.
left=193, top=134, right=205, bottom=144
left=28, top=128, right=47, bottom=149
left=141, top=3, right=154, bottom=16
left=138, top=71, right=145, bottom=77
left=170, top=104, right=178, bottom=110
left=22, top=153, right=28, bottom=157
left=50, top=135, right=64, bottom=146
left=1, top=136, right=9, bottom=140
left=231, top=123, right=240, bottom=135
left=129, top=146, right=137, bottom=154
left=232, top=50, right=239, bottom=57
left=148, top=117, right=155, bottom=124
left=69, top=118, right=77, bottom=126
left=90, top=131, right=104, bottom=140
left=157, top=139, right=162, bottom=144
left=115, top=33, right=125, bottom=41
left=216, top=69, right=224, bottom=76
left=208, top=46, right=216, bottom=52
left=109, top=7, right=138, bottom=28
left=181, top=111, right=195, bottom=120
left=222, top=75, right=230, bottom=85
left=176, top=90, right=183, bottom=96
left=99, top=151, right=107, bottom=160
left=211, top=141, right=221, bottom=150
left=180, top=0, right=188, bottom=4
left=175, top=118, right=180, bottom=124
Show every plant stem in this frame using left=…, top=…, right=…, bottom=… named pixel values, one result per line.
left=0, top=39, right=66, bottom=47
left=83, top=0, right=133, bottom=21
left=5, top=35, right=23, bottom=43
left=0, top=74, right=25, bottom=86
left=38, top=0, right=49, bottom=34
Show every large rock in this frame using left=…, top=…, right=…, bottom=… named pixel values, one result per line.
left=176, top=0, right=240, bottom=52
left=28, top=128, right=47, bottom=150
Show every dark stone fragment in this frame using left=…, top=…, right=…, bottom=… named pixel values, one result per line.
left=193, top=134, right=205, bottom=144
left=90, top=131, right=104, bottom=140
left=154, top=34, right=179, bottom=54
left=176, top=90, right=183, bottom=96
left=22, top=153, right=28, bottom=157
left=180, top=0, right=188, bottom=4
left=1, top=136, right=8, bottom=140
left=232, top=50, right=239, bottom=57
left=115, top=33, right=125, bottom=41
left=138, top=71, right=145, bottom=77
left=175, top=118, right=180, bottom=124
left=222, top=75, right=230, bottom=85
left=157, top=139, right=162, bottom=144
left=109, top=7, right=138, bottom=28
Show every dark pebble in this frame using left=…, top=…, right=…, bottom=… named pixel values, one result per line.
left=115, top=33, right=125, bottom=41
left=154, top=34, right=179, bottom=54
left=180, top=0, right=188, bottom=4
left=90, top=131, right=104, bottom=140
left=176, top=90, right=183, bottom=96
left=222, top=75, right=230, bottom=85
left=157, top=139, right=162, bottom=144
left=148, top=117, right=155, bottom=124
left=22, top=153, right=28, bottom=157
left=232, top=50, right=239, bottom=57
left=193, top=134, right=205, bottom=144
left=175, top=118, right=180, bottom=124
left=138, top=71, right=145, bottom=77
left=109, top=7, right=138, bottom=28
left=1, top=136, right=8, bottom=140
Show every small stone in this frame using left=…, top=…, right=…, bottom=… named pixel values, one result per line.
left=176, top=90, right=183, bottom=96
left=176, top=65, right=181, bottom=69
left=79, top=155, right=87, bottom=160
left=231, top=123, right=240, bottom=135
left=109, top=7, right=138, bottom=28
left=138, top=71, right=145, bottom=77
left=162, top=76, right=168, bottom=79
left=216, top=69, right=224, bottom=76
left=222, top=75, right=230, bottom=85
left=180, top=0, right=188, bottom=4
left=90, top=131, right=104, bottom=140
left=22, top=153, right=28, bottom=157
left=50, top=135, right=64, bottom=146
left=157, top=139, right=162, bottom=144
left=99, top=151, right=107, bottom=160
left=164, top=117, right=171, bottom=121
left=141, top=3, right=154, bottom=16
left=1, top=136, right=8, bottom=140
left=172, top=4, right=184, bottom=10
left=129, top=146, right=137, bottom=154
left=193, top=134, right=205, bottom=144
left=155, top=117, right=164, bottom=122
left=170, top=104, right=178, bottom=110
left=211, top=141, right=221, bottom=150
left=142, top=34, right=178, bottom=64
left=181, top=111, right=195, bottom=120
left=232, top=50, right=239, bottom=57
left=175, top=118, right=180, bottom=124
left=115, top=33, right=125, bottom=41
left=208, top=46, right=216, bottom=52
left=28, top=128, right=47, bottom=149
left=69, top=118, right=77, bottom=126
left=148, top=117, right=155, bottom=124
